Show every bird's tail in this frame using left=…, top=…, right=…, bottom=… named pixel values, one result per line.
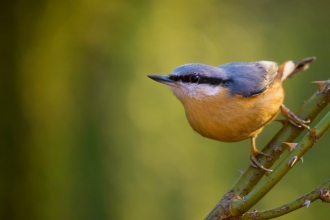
left=277, top=57, right=316, bottom=81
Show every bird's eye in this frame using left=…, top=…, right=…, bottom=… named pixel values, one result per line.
left=190, top=74, right=200, bottom=83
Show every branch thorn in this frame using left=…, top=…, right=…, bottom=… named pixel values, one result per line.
left=288, top=156, right=298, bottom=167
left=311, top=79, right=330, bottom=94
left=237, top=169, right=245, bottom=174
left=302, top=199, right=311, bottom=208
left=283, top=142, right=298, bottom=152
left=320, top=189, right=330, bottom=203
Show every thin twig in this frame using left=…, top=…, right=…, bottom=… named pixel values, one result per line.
left=241, top=179, right=330, bottom=220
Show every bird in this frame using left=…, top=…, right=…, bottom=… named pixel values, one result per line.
left=148, top=57, right=315, bottom=172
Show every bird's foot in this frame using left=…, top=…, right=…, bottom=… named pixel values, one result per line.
left=249, top=150, right=273, bottom=172
left=280, top=104, right=310, bottom=130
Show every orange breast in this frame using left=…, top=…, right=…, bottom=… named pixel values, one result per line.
left=180, top=79, right=284, bottom=142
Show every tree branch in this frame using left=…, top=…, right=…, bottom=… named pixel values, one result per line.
left=230, top=108, right=330, bottom=214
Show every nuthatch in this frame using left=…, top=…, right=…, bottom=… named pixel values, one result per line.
left=148, top=57, right=315, bottom=172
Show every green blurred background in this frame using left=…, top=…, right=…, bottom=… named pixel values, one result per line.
left=1, top=0, right=330, bottom=219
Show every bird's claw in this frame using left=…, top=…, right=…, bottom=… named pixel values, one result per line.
left=249, top=150, right=273, bottom=173
left=280, top=104, right=310, bottom=130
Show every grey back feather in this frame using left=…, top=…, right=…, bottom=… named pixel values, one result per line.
left=219, top=61, right=278, bottom=97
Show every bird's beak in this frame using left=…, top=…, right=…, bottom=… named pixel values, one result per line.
left=148, top=74, right=174, bottom=86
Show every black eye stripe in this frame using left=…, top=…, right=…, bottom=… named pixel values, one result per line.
left=199, top=77, right=224, bottom=85
left=169, top=74, right=229, bottom=86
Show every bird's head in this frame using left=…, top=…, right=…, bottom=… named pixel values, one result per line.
left=148, top=63, right=229, bottom=101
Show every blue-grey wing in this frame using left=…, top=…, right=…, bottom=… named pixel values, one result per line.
left=219, top=61, right=279, bottom=97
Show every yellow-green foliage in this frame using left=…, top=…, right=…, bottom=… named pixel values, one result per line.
left=2, top=1, right=330, bottom=219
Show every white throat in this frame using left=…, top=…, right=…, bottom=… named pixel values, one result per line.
left=169, top=82, right=221, bottom=100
